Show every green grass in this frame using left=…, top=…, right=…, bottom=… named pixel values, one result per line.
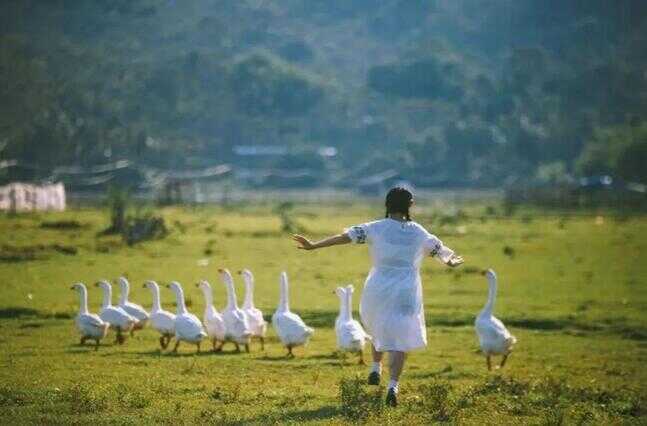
left=1, top=203, right=646, bottom=424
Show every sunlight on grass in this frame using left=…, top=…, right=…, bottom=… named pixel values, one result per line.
left=1, top=204, right=646, bottom=424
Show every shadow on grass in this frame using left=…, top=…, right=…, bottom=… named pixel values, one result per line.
left=103, top=349, right=240, bottom=358
left=410, top=365, right=479, bottom=380
left=426, top=313, right=647, bottom=341
left=0, top=307, right=40, bottom=319
left=246, top=405, right=340, bottom=423
left=65, top=344, right=111, bottom=353
left=0, top=307, right=72, bottom=320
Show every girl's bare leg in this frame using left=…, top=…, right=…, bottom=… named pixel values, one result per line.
left=368, top=343, right=383, bottom=385
left=388, top=351, right=406, bottom=383
left=386, top=351, right=406, bottom=406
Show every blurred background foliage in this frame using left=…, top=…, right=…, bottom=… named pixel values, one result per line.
left=1, top=0, right=646, bottom=186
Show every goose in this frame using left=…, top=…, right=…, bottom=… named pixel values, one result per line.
left=239, top=269, right=268, bottom=350
left=95, top=280, right=136, bottom=344
left=117, top=277, right=150, bottom=335
left=166, top=281, right=207, bottom=353
left=70, top=283, right=110, bottom=350
left=475, top=269, right=517, bottom=370
left=218, top=269, right=252, bottom=352
left=143, top=280, right=176, bottom=350
left=335, top=285, right=370, bottom=364
left=272, top=271, right=314, bottom=357
left=196, top=280, right=227, bottom=352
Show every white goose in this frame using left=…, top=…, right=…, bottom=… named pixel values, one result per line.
left=196, top=280, right=227, bottom=352
left=167, top=281, right=207, bottom=353
left=475, top=269, right=517, bottom=370
left=335, top=285, right=370, bottom=364
left=219, top=269, right=252, bottom=352
left=95, top=280, right=136, bottom=344
left=143, top=280, right=176, bottom=350
left=117, top=277, right=150, bottom=335
left=239, top=269, right=267, bottom=350
left=272, top=271, right=314, bottom=357
left=71, top=283, right=110, bottom=351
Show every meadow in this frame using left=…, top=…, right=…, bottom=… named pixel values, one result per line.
left=0, top=200, right=646, bottom=425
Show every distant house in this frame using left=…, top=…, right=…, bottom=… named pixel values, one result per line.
left=154, top=164, right=232, bottom=204
left=49, top=160, right=145, bottom=191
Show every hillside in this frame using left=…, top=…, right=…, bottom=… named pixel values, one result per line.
left=1, top=0, right=646, bottom=186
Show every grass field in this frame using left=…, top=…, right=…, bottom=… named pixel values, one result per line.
left=1, top=201, right=646, bottom=424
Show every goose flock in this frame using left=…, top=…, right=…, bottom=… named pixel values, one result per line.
left=71, top=269, right=314, bottom=356
left=72, top=268, right=517, bottom=370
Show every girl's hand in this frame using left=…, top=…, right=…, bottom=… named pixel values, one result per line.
left=446, top=254, right=464, bottom=267
left=292, top=234, right=316, bottom=250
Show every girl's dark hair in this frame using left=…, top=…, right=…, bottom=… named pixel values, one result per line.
left=385, top=187, right=413, bottom=221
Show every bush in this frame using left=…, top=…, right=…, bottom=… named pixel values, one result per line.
left=339, top=377, right=383, bottom=421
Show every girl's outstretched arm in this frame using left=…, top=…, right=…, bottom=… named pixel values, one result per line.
left=292, top=233, right=351, bottom=250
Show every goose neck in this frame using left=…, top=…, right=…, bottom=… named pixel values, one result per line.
left=343, top=290, right=353, bottom=320
left=118, top=280, right=129, bottom=305
left=173, top=286, right=187, bottom=314
left=243, top=276, right=254, bottom=309
left=101, top=284, right=112, bottom=308
left=224, top=278, right=238, bottom=310
left=201, top=284, right=214, bottom=308
left=278, top=275, right=290, bottom=312
left=482, top=276, right=497, bottom=316
left=149, top=284, right=162, bottom=312
left=77, top=286, right=89, bottom=314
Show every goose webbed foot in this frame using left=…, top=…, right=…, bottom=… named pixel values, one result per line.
left=286, top=346, right=294, bottom=358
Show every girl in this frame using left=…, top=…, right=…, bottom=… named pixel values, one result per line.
left=292, top=187, right=463, bottom=406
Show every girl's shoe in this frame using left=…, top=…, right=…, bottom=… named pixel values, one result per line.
left=367, top=371, right=380, bottom=385
left=386, top=388, right=397, bottom=407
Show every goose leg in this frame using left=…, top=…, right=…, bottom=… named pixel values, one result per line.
left=245, top=344, right=250, bottom=353
left=260, top=337, right=265, bottom=351
left=80, top=336, right=88, bottom=345
left=486, top=355, right=492, bottom=371
left=287, top=345, right=294, bottom=358
left=130, top=329, right=135, bottom=337
left=358, top=349, right=365, bottom=365
left=159, top=336, right=166, bottom=350
left=173, top=340, right=180, bottom=353
left=197, top=342, right=201, bottom=353
left=500, top=354, right=510, bottom=369
left=116, top=329, right=124, bottom=345
left=94, top=339, right=100, bottom=351
left=234, top=343, right=240, bottom=353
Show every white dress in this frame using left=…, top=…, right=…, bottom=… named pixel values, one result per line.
left=345, top=219, right=454, bottom=352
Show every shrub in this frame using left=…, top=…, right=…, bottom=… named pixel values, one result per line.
left=339, top=376, right=383, bottom=421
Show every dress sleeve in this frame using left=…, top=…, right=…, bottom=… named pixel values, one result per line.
left=425, top=234, right=455, bottom=264
left=344, top=223, right=371, bottom=244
